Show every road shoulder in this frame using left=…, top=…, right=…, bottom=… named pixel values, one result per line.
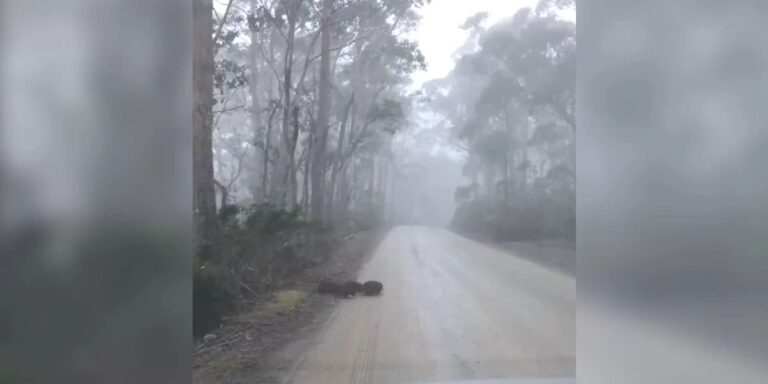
left=193, top=228, right=387, bottom=384
left=452, top=231, right=575, bottom=277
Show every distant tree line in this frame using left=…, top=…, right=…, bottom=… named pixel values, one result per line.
left=426, top=0, right=575, bottom=241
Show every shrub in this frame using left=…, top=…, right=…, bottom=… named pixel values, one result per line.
left=450, top=187, right=574, bottom=242
left=242, top=203, right=306, bottom=235
left=193, top=258, right=234, bottom=338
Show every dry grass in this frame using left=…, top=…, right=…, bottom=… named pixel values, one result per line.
left=268, top=290, right=308, bottom=315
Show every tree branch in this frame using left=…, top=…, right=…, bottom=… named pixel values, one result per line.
left=257, top=41, right=284, bottom=87
left=213, top=0, right=235, bottom=46
left=290, top=27, right=324, bottom=104
left=213, top=104, right=248, bottom=115
left=307, top=35, right=366, bottom=62
left=226, top=143, right=251, bottom=191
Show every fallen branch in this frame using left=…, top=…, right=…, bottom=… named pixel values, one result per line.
left=238, top=279, right=259, bottom=297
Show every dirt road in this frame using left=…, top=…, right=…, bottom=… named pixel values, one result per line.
left=283, top=226, right=575, bottom=383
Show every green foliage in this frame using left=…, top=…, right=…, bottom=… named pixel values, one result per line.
left=195, top=201, right=337, bottom=338
left=451, top=174, right=575, bottom=242
left=475, top=73, right=526, bottom=114
left=450, top=195, right=497, bottom=236
left=216, top=203, right=335, bottom=291
left=218, top=203, right=241, bottom=224
left=242, top=203, right=313, bottom=235
left=384, top=39, right=427, bottom=74
left=348, top=206, right=385, bottom=232
left=461, top=12, right=490, bottom=31
left=428, top=0, right=575, bottom=164
left=470, top=130, right=513, bottom=165
left=546, top=163, right=574, bottom=184
left=492, top=203, right=543, bottom=242
left=342, top=184, right=387, bottom=231
left=214, top=58, right=248, bottom=104
left=541, top=188, right=575, bottom=239
left=210, top=0, right=432, bottom=232
left=367, top=98, right=407, bottom=134
left=529, top=121, right=560, bottom=146
left=247, top=5, right=282, bottom=31
left=451, top=196, right=574, bottom=241
left=454, top=184, right=477, bottom=203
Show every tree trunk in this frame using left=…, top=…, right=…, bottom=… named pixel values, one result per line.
left=341, top=164, right=354, bottom=216
left=288, top=105, right=300, bottom=209
left=327, top=94, right=354, bottom=222
left=333, top=163, right=349, bottom=223
left=193, top=0, right=218, bottom=251
left=503, top=109, right=513, bottom=203
left=303, top=130, right=312, bottom=213
left=521, top=116, right=530, bottom=193
left=214, top=179, right=229, bottom=209
left=262, top=105, right=277, bottom=202
left=279, top=0, right=298, bottom=210
left=248, top=0, right=264, bottom=201
left=310, top=0, right=333, bottom=222
left=377, top=156, right=388, bottom=215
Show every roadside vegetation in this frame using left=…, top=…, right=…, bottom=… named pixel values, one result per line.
left=192, top=0, right=431, bottom=340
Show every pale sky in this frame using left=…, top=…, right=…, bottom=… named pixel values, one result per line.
left=213, top=0, right=541, bottom=87
left=410, top=0, right=539, bottom=88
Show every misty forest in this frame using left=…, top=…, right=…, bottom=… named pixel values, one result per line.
left=193, top=0, right=574, bottom=379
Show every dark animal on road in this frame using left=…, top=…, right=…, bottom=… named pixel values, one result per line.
left=344, top=281, right=363, bottom=295
left=362, top=280, right=383, bottom=296
left=317, top=280, right=355, bottom=298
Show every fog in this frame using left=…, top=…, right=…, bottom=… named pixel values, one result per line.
left=389, top=119, right=465, bottom=227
